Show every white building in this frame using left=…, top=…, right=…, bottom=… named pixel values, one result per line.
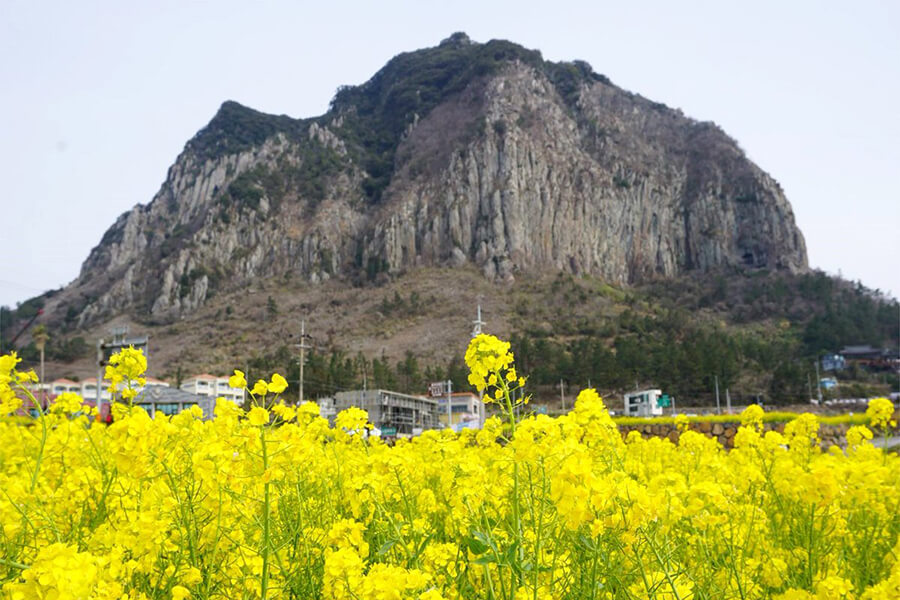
left=144, top=377, right=170, bottom=388
left=76, top=376, right=170, bottom=402
left=50, top=378, right=81, bottom=396
left=180, top=374, right=245, bottom=405
left=623, top=389, right=668, bottom=417
left=333, top=389, right=440, bottom=435
left=316, top=396, right=337, bottom=420
left=437, top=392, right=483, bottom=430
left=80, top=378, right=112, bottom=402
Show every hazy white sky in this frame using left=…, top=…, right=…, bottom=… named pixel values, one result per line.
left=1, top=0, right=898, bottom=308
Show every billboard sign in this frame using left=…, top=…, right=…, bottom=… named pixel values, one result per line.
left=429, top=381, right=448, bottom=397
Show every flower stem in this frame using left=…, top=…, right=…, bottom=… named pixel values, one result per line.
left=260, top=426, right=270, bottom=600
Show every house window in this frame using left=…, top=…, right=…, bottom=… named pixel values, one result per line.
left=155, top=403, right=180, bottom=416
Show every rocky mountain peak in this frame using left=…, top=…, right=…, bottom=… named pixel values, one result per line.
left=440, top=32, right=474, bottom=47
left=43, top=34, right=807, bottom=328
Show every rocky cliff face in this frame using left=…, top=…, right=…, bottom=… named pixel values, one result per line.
left=51, top=33, right=807, bottom=326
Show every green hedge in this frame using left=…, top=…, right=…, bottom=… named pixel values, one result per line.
left=613, top=412, right=872, bottom=427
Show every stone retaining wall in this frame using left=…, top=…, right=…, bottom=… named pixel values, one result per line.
left=617, top=421, right=858, bottom=449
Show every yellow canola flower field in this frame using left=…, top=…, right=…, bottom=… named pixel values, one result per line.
left=1, top=336, right=899, bottom=600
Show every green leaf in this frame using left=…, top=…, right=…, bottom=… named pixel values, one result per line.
left=467, top=530, right=491, bottom=555
left=468, top=538, right=489, bottom=556
left=376, top=540, right=396, bottom=557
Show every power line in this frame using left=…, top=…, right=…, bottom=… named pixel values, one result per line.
left=289, top=375, right=358, bottom=393
left=0, top=279, right=53, bottom=294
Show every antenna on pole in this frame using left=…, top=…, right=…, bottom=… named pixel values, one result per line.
left=295, top=319, right=311, bottom=404
left=472, top=296, right=485, bottom=338
left=471, top=297, right=486, bottom=427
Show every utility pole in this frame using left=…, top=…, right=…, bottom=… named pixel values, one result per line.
left=726, top=388, right=732, bottom=414
left=33, top=325, right=48, bottom=408
left=560, top=379, right=566, bottom=412
left=446, top=379, right=452, bottom=429
left=296, top=320, right=310, bottom=404
left=807, top=373, right=813, bottom=402
left=471, top=299, right=486, bottom=427
left=814, top=358, right=823, bottom=403
left=97, top=339, right=104, bottom=422
left=715, top=375, right=721, bottom=415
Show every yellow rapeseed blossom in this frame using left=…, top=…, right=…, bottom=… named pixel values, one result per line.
left=267, top=373, right=288, bottom=394
left=0, top=343, right=898, bottom=600
left=171, top=585, right=191, bottom=600
left=846, top=424, right=873, bottom=448
left=335, top=406, right=370, bottom=432
left=741, top=403, right=765, bottom=430
left=251, top=379, right=269, bottom=396
left=105, top=346, right=147, bottom=398
left=867, top=397, right=896, bottom=429
left=464, top=333, right=529, bottom=420
left=815, top=575, right=854, bottom=600
left=51, top=391, right=85, bottom=414
left=0, top=352, right=21, bottom=377
left=464, top=334, right=514, bottom=396
left=229, top=369, right=247, bottom=389
left=247, top=406, right=269, bottom=426
left=272, top=402, right=296, bottom=422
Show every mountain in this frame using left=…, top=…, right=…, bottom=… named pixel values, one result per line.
left=40, top=32, right=805, bottom=329
left=13, top=33, right=882, bottom=406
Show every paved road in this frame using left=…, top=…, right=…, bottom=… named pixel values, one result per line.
left=875, top=435, right=900, bottom=449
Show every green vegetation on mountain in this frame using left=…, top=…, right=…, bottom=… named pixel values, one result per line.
left=146, top=269, right=896, bottom=407
left=508, top=271, right=897, bottom=404
left=2, top=269, right=895, bottom=406
left=186, top=101, right=306, bottom=164
left=330, top=33, right=609, bottom=202
left=184, top=34, right=612, bottom=204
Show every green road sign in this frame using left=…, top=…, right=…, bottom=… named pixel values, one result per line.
left=657, top=394, right=671, bottom=408
left=381, top=427, right=397, bottom=436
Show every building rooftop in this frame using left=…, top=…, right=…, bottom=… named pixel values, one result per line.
left=135, top=386, right=206, bottom=404
left=840, top=345, right=879, bottom=354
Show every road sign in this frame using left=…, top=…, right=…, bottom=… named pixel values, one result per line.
left=657, top=394, right=671, bottom=408
left=429, top=381, right=448, bottom=397
left=381, top=427, right=397, bottom=436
